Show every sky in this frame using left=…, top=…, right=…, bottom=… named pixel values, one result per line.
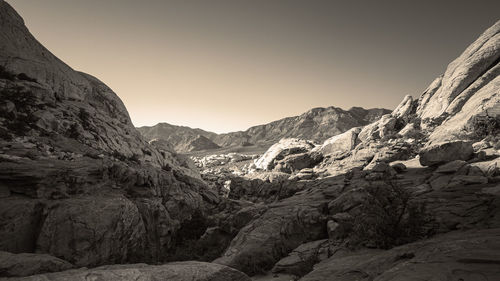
left=6, top=0, right=500, bottom=133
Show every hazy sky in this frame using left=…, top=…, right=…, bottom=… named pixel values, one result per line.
left=6, top=0, right=500, bottom=133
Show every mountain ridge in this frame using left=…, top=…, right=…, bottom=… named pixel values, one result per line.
left=138, top=106, right=390, bottom=152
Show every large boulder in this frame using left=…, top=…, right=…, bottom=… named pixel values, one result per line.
left=316, top=127, right=361, bottom=156
left=0, top=251, right=73, bottom=277
left=10, top=261, right=250, bottom=281
left=254, top=138, right=316, bottom=170
left=0, top=198, right=43, bottom=253
left=419, top=141, right=474, bottom=166
left=36, top=196, right=146, bottom=267
left=214, top=196, right=328, bottom=275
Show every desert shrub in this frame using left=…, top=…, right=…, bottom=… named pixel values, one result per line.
left=470, top=115, right=500, bottom=140
left=0, top=66, right=16, bottom=80
left=351, top=184, right=429, bottom=249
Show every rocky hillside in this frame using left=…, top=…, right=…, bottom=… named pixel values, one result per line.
left=0, top=1, right=242, bottom=279
left=138, top=106, right=390, bottom=153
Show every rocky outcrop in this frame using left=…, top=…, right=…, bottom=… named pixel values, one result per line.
left=417, top=20, right=500, bottom=143
left=315, top=127, right=361, bottom=156
left=419, top=141, right=474, bottom=166
left=0, top=251, right=73, bottom=277
left=254, top=138, right=317, bottom=171
left=0, top=0, right=218, bottom=269
left=138, top=107, right=390, bottom=153
left=9, top=261, right=250, bottom=281
left=300, top=228, right=500, bottom=281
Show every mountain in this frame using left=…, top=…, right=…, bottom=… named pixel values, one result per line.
left=138, top=106, right=390, bottom=152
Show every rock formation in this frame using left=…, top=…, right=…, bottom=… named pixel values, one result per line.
left=0, top=0, right=224, bottom=274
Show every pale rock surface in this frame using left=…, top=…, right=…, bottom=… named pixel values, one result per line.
left=419, top=141, right=474, bottom=166
left=254, top=138, right=316, bottom=170
left=315, top=127, right=361, bottom=156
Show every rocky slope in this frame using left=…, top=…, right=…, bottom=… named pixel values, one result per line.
left=206, top=19, right=500, bottom=280
left=0, top=1, right=246, bottom=279
left=138, top=106, right=390, bottom=153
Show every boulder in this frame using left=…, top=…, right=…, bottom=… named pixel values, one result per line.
left=0, top=198, right=43, bottom=253
left=36, top=196, right=146, bottom=267
left=316, top=127, right=361, bottom=156
left=419, top=141, right=474, bottom=166
left=214, top=199, right=327, bottom=275
left=11, top=261, right=250, bottom=281
left=272, top=239, right=329, bottom=277
left=254, top=138, right=316, bottom=170
left=0, top=251, right=73, bottom=277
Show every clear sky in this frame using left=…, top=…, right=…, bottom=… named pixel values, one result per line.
left=6, top=0, right=500, bottom=133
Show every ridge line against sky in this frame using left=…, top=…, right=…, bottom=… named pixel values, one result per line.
left=6, top=0, right=500, bottom=133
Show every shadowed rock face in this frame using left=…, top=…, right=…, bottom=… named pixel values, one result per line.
left=10, top=261, right=251, bottom=281
left=300, top=228, right=500, bottom=281
left=0, top=0, right=218, bottom=269
left=138, top=106, right=390, bottom=152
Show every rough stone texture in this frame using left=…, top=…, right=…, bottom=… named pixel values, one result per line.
left=316, top=127, right=361, bottom=156
left=301, top=229, right=500, bottom=281
left=0, top=198, right=42, bottom=253
left=254, top=138, right=316, bottom=171
left=391, top=94, right=414, bottom=119
left=8, top=261, right=250, bottom=281
left=0, top=251, right=73, bottom=277
left=416, top=20, right=500, bottom=142
left=419, top=141, right=474, bottom=166
left=0, top=1, right=217, bottom=268
left=36, top=196, right=146, bottom=267
left=214, top=193, right=329, bottom=275
left=271, top=239, right=329, bottom=277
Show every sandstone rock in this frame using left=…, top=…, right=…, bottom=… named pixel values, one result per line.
left=214, top=198, right=328, bottom=275
left=254, top=138, right=316, bottom=170
left=0, top=251, right=73, bottom=277
left=358, top=115, right=397, bottom=142
left=434, top=160, right=468, bottom=173
left=419, top=141, right=474, bottom=166
left=36, top=196, right=146, bottom=267
left=391, top=163, right=407, bottom=173
left=0, top=198, right=43, bottom=253
left=397, top=123, right=419, bottom=138
left=391, top=94, right=414, bottom=119
left=271, top=239, right=329, bottom=277
left=11, top=261, right=250, bottom=281
left=316, top=127, right=361, bottom=156
left=301, top=228, right=500, bottom=281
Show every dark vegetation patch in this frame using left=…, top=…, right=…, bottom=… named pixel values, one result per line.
left=351, top=183, right=431, bottom=249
